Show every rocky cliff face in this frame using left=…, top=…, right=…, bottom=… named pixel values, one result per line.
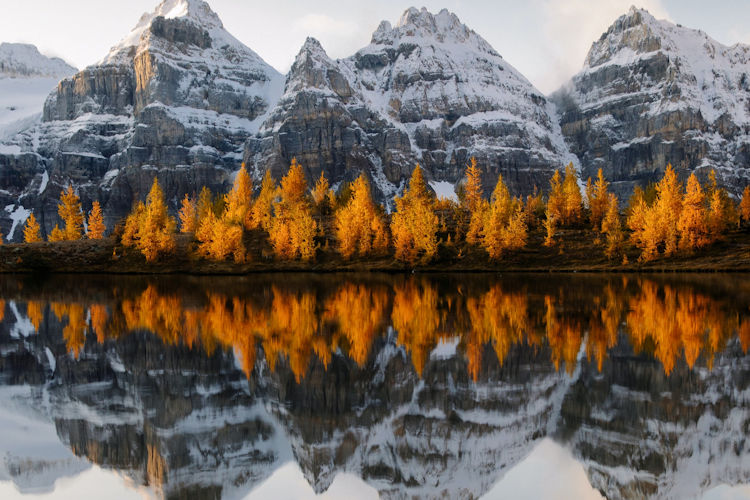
left=246, top=7, right=574, bottom=202
left=554, top=7, right=750, bottom=198
left=0, top=0, right=283, bottom=239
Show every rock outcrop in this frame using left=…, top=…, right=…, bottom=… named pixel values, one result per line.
left=554, top=7, right=750, bottom=198
left=245, top=7, right=575, bottom=202
left=0, top=0, right=283, bottom=239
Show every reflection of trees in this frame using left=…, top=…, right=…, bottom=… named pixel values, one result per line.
left=626, top=280, right=735, bottom=374
left=11, top=276, right=750, bottom=380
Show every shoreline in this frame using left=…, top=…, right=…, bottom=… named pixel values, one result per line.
left=1, top=227, right=749, bottom=276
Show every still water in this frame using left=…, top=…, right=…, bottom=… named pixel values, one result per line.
left=0, top=273, right=749, bottom=499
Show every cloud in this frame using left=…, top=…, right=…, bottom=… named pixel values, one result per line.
left=533, top=0, right=672, bottom=93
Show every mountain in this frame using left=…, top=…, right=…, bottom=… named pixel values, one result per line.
left=0, top=0, right=283, bottom=240
left=246, top=7, right=574, bottom=202
left=554, top=7, right=750, bottom=198
left=0, top=43, right=76, bottom=141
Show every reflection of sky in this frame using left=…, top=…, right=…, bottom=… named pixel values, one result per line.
left=2, top=425, right=750, bottom=499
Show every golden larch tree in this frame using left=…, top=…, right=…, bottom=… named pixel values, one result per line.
left=561, top=162, right=583, bottom=225
left=546, top=169, right=564, bottom=224
left=268, top=159, right=318, bottom=261
left=481, top=174, right=527, bottom=259
left=178, top=194, right=197, bottom=233
left=224, top=164, right=252, bottom=225
left=588, top=168, right=610, bottom=230
left=678, top=173, right=708, bottom=251
left=740, top=185, right=750, bottom=224
left=87, top=201, right=106, bottom=240
left=391, top=165, right=439, bottom=264
left=335, top=174, right=389, bottom=258
left=49, top=224, right=65, bottom=242
left=311, top=171, right=332, bottom=211
left=121, top=178, right=176, bottom=262
left=23, top=213, right=42, bottom=243
left=248, top=170, right=277, bottom=231
left=463, top=157, right=483, bottom=214
left=601, top=193, right=624, bottom=260
left=56, top=185, right=84, bottom=240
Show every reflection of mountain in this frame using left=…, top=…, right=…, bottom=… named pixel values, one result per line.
left=0, top=274, right=749, bottom=499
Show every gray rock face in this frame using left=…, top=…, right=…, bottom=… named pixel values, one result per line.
left=554, top=7, right=750, bottom=199
left=0, top=0, right=283, bottom=239
left=245, top=8, right=574, bottom=202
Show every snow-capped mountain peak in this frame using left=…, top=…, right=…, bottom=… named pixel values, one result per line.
left=0, top=43, right=76, bottom=79
left=372, top=7, right=495, bottom=54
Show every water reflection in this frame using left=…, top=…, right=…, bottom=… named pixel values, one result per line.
left=0, top=273, right=749, bottom=499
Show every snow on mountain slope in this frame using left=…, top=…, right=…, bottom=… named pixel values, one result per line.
left=0, top=44, right=76, bottom=141
left=246, top=7, right=575, bottom=202
left=0, top=0, right=283, bottom=240
left=0, top=43, right=76, bottom=79
left=555, top=7, right=750, bottom=197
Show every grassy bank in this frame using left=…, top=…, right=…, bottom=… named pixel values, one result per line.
left=1, top=225, right=750, bottom=275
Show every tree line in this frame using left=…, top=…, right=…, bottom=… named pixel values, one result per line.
left=12, top=158, right=750, bottom=265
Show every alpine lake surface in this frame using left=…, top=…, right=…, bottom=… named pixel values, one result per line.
left=1, top=272, right=750, bottom=499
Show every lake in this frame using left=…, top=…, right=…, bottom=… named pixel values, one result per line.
left=0, top=273, right=749, bottom=499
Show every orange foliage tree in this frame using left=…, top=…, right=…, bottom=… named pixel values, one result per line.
left=741, top=185, right=750, bottom=224
left=248, top=170, right=277, bottom=231
left=588, top=168, right=610, bottom=230
left=481, top=174, right=527, bottom=259
left=678, top=173, right=708, bottom=251
left=601, top=193, right=624, bottom=260
left=335, top=174, right=388, bottom=258
left=50, top=185, right=83, bottom=241
left=23, top=213, right=42, bottom=243
left=391, top=165, right=438, bottom=264
left=178, top=194, right=197, bottom=233
left=87, top=201, right=106, bottom=239
left=121, top=177, right=176, bottom=262
left=268, top=159, right=318, bottom=260
left=562, top=162, right=583, bottom=225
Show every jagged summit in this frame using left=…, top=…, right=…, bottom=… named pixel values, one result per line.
left=0, top=43, right=76, bottom=79
left=99, top=0, right=268, bottom=69
left=371, top=7, right=495, bottom=54
left=556, top=6, right=750, bottom=199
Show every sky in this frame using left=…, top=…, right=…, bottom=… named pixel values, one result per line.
left=1, top=1, right=750, bottom=95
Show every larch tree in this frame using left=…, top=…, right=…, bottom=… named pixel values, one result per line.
left=223, top=164, right=252, bottom=225
left=197, top=165, right=250, bottom=263
left=464, top=157, right=487, bottom=245
left=248, top=170, right=277, bottom=231
left=588, top=168, right=610, bottom=230
left=678, top=173, right=708, bottom=251
left=546, top=169, right=564, bottom=224
left=601, top=193, right=624, bottom=260
left=49, top=224, right=65, bottom=242
left=178, top=194, right=198, bottom=233
left=196, top=186, right=214, bottom=226
left=335, top=174, right=389, bottom=258
left=654, top=164, right=682, bottom=257
left=561, top=162, right=583, bottom=225
left=121, top=178, right=176, bottom=262
left=311, top=171, right=332, bottom=213
left=23, top=213, right=42, bottom=243
left=391, top=164, right=439, bottom=264
left=740, top=185, right=750, bottom=224
left=87, top=201, right=106, bottom=240
left=463, top=157, right=483, bottom=214
left=268, top=159, right=318, bottom=261
left=543, top=207, right=557, bottom=247
left=481, top=174, right=527, bottom=259
left=57, top=185, right=84, bottom=241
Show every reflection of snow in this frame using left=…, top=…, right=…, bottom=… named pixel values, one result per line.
left=9, top=301, right=34, bottom=339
